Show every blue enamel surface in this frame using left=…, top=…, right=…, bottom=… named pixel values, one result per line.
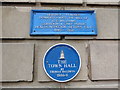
left=43, top=44, right=81, bottom=82
left=30, top=10, right=97, bottom=35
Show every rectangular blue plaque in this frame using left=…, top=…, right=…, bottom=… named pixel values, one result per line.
left=30, top=10, right=97, bottom=35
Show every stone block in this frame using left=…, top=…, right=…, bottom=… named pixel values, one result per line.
left=0, top=44, right=2, bottom=82
left=65, top=8, right=119, bottom=39
left=89, top=41, right=118, bottom=80
left=0, top=6, right=2, bottom=38
left=96, top=9, right=118, bottom=39
left=86, top=0, right=120, bottom=5
left=0, top=43, right=34, bottom=82
left=0, top=0, right=35, bottom=2
left=37, top=41, right=88, bottom=82
left=62, top=81, right=118, bottom=88
left=1, top=6, right=61, bottom=39
left=37, top=0, right=83, bottom=4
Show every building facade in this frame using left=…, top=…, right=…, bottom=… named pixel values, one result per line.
left=0, top=0, right=120, bottom=88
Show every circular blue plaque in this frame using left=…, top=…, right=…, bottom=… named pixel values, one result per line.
left=43, top=43, right=81, bottom=82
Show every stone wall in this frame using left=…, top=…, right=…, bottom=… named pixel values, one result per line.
left=0, top=0, right=119, bottom=88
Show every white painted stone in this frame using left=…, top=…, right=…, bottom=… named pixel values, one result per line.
left=1, top=6, right=61, bottom=39
left=37, top=41, right=88, bottom=82
left=36, top=0, right=82, bottom=3
left=90, top=41, right=118, bottom=80
left=65, top=8, right=119, bottom=39
left=87, top=0, right=120, bottom=5
left=0, top=43, right=34, bottom=82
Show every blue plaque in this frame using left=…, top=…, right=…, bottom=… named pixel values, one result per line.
left=43, top=43, right=81, bottom=82
left=30, top=10, right=97, bottom=35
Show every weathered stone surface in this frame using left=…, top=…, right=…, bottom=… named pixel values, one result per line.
left=86, top=0, right=120, bottom=5
left=65, top=8, right=119, bottom=39
left=0, top=44, right=2, bottom=82
left=0, top=0, right=35, bottom=2
left=37, top=0, right=82, bottom=4
left=2, top=7, right=118, bottom=40
left=1, top=0, right=120, bottom=5
left=1, top=6, right=61, bottom=39
left=89, top=41, right=118, bottom=80
left=1, top=43, right=34, bottom=82
left=62, top=80, right=118, bottom=88
left=2, top=82, right=61, bottom=88
left=37, top=41, right=88, bottom=82
left=0, top=6, right=2, bottom=38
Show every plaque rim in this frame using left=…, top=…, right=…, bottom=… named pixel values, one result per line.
left=43, top=43, right=81, bottom=82
left=30, top=10, right=98, bottom=36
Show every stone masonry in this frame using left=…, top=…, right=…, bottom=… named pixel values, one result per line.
left=0, top=0, right=119, bottom=88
